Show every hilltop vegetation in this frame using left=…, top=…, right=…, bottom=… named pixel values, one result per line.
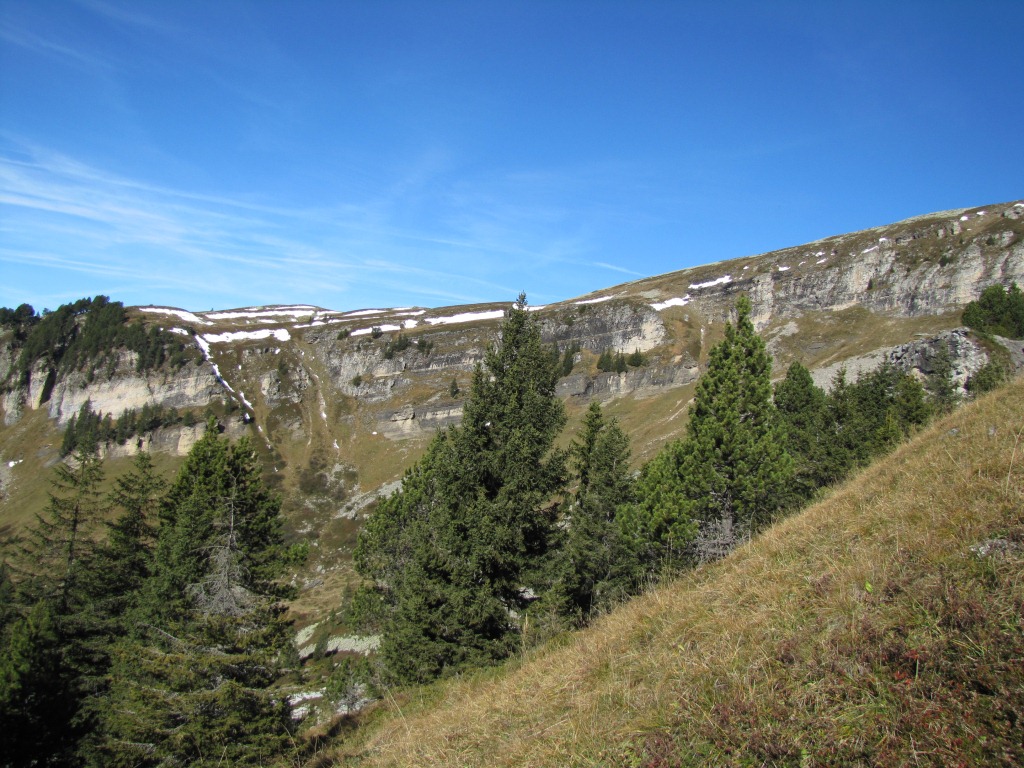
left=0, top=296, right=195, bottom=392
left=330, top=377, right=1024, bottom=768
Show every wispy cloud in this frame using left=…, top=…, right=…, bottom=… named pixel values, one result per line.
left=0, top=139, right=616, bottom=311
left=593, top=262, right=646, bottom=277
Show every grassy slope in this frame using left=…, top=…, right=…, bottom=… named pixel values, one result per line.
left=330, top=378, right=1024, bottom=767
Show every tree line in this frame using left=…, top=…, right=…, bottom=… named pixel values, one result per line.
left=59, top=400, right=200, bottom=457
left=0, top=424, right=302, bottom=767
left=353, top=293, right=969, bottom=688
left=0, top=297, right=195, bottom=392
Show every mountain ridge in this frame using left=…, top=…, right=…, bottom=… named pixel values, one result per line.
left=1, top=198, right=1022, bottom=613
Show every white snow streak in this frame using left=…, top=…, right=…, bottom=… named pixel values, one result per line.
left=202, top=328, right=291, bottom=344
left=816, top=258, right=827, bottom=264
left=343, top=309, right=386, bottom=317
left=206, top=308, right=316, bottom=320
left=689, top=275, right=732, bottom=290
left=138, top=307, right=211, bottom=325
left=425, top=310, right=505, bottom=326
left=861, top=245, right=878, bottom=254
left=575, top=295, right=615, bottom=305
left=168, top=327, right=190, bottom=336
left=778, top=265, right=790, bottom=272
left=651, top=296, right=691, bottom=311
left=351, top=324, right=402, bottom=336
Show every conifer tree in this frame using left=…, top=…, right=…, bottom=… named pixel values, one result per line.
left=774, top=361, right=831, bottom=500
left=1, top=442, right=107, bottom=765
left=628, top=296, right=792, bottom=566
left=95, top=425, right=296, bottom=767
left=554, top=402, right=638, bottom=622
left=355, top=294, right=567, bottom=684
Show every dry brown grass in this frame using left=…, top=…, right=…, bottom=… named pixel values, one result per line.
left=324, top=378, right=1024, bottom=767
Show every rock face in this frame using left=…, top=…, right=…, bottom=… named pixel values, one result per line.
left=2, top=199, right=1022, bottom=493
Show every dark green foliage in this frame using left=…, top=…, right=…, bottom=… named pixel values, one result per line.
left=449, top=377, right=460, bottom=397
left=95, top=423, right=297, bottom=766
left=925, top=346, right=960, bottom=414
left=830, top=362, right=931, bottom=468
left=628, top=297, right=792, bottom=567
left=553, top=403, right=639, bottom=622
left=370, top=326, right=383, bottom=339
left=0, top=303, right=38, bottom=342
left=962, top=282, right=1024, bottom=338
left=0, top=429, right=297, bottom=766
left=596, top=348, right=628, bottom=373
left=382, top=332, right=411, bottom=359
left=1, top=443, right=107, bottom=765
left=966, top=358, right=1010, bottom=395
left=355, top=294, right=567, bottom=685
left=416, top=336, right=434, bottom=355
left=774, top=362, right=833, bottom=501
left=6, top=296, right=194, bottom=392
left=561, top=342, right=581, bottom=376
left=61, top=399, right=188, bottom=456
left=0, top=600, right=73, bottom=767
left=627, top=348, right=646, bottom=367
left=618, top=444, right=699, bottom=569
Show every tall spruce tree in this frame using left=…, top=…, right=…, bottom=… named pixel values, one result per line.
left=94, top=425, right=296, bottom=767
left=627, top=296, right=792, bottom=566
left=355, top=294, right=567, bottom=684
left=1, top=441, right=107, bottom=765
left=774, top=361, right=832, bottom=501
left=553, top=402, right=638, bottom=623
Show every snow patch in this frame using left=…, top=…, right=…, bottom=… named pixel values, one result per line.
left=778, top=265, right=790, bottom=272
left=651, top=296, right=691, bottom=311
left=351, top=323, right=402, bottom=336
left=138, top=306, right=210, bottom=325
left=689, top=275, right=732, bottom=290
left=816, top=258, right=827, bottom=264
left=168, top=327, right=190, bottom=336
left=425, top=310, right=505, bottom=326
left=192, top=336, right=235, bottom=393
left=202, top=328, right=291, bottom=344
left=238, top=391, right=254, bottom=411
left=402, top=319, right=419, bottom=329
left=742, top=265, right=749, bottom=270
left=575, top=295, right=615, bottom=305
left=8, top=460, right=22, bottom=468
left=344, top=309, right=386, bottom=317
left=960, top=215, right=970, bottom=221
left=206, top=308, right=316, bottom=321
left=861, top=245, right=878, bottom=254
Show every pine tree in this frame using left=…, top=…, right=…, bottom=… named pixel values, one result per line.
left=553, top=403, right=639, bottom=623
left=774, top=361, right=831, bottom=500
left=354, top=294, right=567, bottom=684
left=628, top=296, right=792, bottom=566
left=1, top=442, right=107, bottom=765
left=925, top=346, right=960, bottom=414
left=0, top=600, right=73, bottom=767
left=95, top=426, right=296, bottom=766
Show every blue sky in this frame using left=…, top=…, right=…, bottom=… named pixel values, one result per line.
left=1, top=1, right=1022, bottom=313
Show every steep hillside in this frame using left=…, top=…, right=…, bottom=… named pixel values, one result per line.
left=329, top=378, right=1024, bottom=767
left=1, top=199, right=1022, bottom=612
